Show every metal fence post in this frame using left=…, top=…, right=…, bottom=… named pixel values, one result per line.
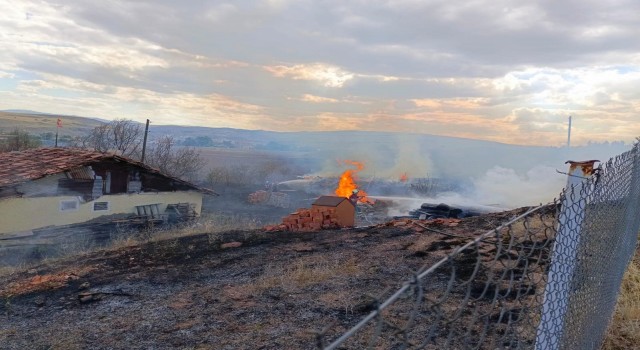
left=535, top=160, right=598, bottom=350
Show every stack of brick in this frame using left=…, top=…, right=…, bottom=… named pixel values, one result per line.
left=248, top=190, right=269, bottom=204
left=265, top=207, right=341, bottom=232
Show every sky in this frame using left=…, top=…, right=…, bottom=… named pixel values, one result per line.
left=1, top=0, right=639, bottom=146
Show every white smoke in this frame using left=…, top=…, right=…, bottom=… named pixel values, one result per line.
left=378, top=134, right=435, bottom=179
left=382, top=165, right=566, bottom=216
left=313, top=133, right=435, bottom=180
left=470, top=165, right=566, bottom=208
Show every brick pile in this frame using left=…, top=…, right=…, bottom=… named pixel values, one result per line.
left=264, top=207, right=341, bottom=232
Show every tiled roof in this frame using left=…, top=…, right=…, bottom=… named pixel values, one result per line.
left=0, top=147, right=216, bottom=194
left=312, top=195, right=352, bottom=207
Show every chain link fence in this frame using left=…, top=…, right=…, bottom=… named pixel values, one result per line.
left=315, top=143, right=640, bottom=349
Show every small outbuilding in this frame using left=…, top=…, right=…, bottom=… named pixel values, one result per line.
left=312, top=195, right=355, bottom=227
left=0, top=147, right=216, bottom=238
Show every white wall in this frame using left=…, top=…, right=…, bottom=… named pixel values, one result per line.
left=0, top=191, right=203, bottom=234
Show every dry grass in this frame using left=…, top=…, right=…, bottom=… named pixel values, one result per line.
left=496, top=211, right=557, bottom=245
left=96, top=212, right=264, bottom=251
left=603, top=253, right=640, bottom=349
left=145, top=213, right=264, bottom=242
left=257, top=256, right=361, bottom=291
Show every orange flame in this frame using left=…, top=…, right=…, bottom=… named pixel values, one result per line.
left=334, top=160, right=374, bottom=204
left=399, top=172, right=408, bottom=182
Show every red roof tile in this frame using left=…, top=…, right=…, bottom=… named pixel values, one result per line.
left=0, top=147, right=216, bottom=194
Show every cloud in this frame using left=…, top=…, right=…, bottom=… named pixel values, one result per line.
left=0, top=0, right=639, bottom=145
left=3, top=73, right=265, bottom=128
left=264, top=63, right=355, bottom=88
left=0, top=71, right=15, bottom=79
left=299, top=94, right=339, bottom=103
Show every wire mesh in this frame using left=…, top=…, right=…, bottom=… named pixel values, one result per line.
left=315, top=143, right=640, bottom=350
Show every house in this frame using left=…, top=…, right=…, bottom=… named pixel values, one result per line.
left=0, top=147, right=216, bottom=237
left=311, top=195, right=355, bottom=227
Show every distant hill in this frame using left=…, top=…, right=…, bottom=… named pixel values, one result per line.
left=0, top=110, right=631, bottom=178
left=0, top=111, right=104, bottom=137
left=1, top=109, right=46, bottom=114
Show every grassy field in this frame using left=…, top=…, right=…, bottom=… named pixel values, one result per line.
left=0, top=111, right=102, bottom=138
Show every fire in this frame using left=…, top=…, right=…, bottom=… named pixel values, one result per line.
left=399, top=172, right=408, bottom=182
left=334, top=160, right=374, bottom=204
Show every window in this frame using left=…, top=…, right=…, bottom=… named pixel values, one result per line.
left=93, top=201, right=110, bottom=211
left=59, top=199, right=79, bottom=212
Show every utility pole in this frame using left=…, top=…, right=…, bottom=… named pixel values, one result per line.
left=141, top=119, right=150, bottom=163
left=567, top=115, right=572, bottom=148
left=55, top=118, right=62, bottom=147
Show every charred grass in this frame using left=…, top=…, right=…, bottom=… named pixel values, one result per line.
left=0, top=220, right=426, bottom=349
left=0, top=208, right=543, bottom=349
left=2, top=205, right=633, bottom=350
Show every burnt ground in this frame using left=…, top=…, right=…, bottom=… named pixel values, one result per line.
left=0, top=207, right=550, bottom=350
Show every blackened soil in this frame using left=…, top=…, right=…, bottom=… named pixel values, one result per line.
left=0, top=207, right=551, bottom=350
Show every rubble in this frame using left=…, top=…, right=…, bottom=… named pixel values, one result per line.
left=264, top=209, right=462, bottom=234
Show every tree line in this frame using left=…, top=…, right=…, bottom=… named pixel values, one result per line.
left=0, top=119, right=204, bottom=182
left=1, top=119, right=308, bottom=187
left=0, top=129, right=42, bottom=152
left=75, top=119, right=204, bottom=181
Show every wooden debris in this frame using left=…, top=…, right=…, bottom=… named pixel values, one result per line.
left=221, top=241, right=242, bottom=249
left=78, top=291, right=133, bottom=304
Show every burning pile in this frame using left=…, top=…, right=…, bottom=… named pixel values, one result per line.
left=266, top=160, right=376, bottom=233
left=335, top=160, right=374, bottom=204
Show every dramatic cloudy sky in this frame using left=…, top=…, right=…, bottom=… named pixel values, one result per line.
left=1, top=0, right=639, bottom=145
